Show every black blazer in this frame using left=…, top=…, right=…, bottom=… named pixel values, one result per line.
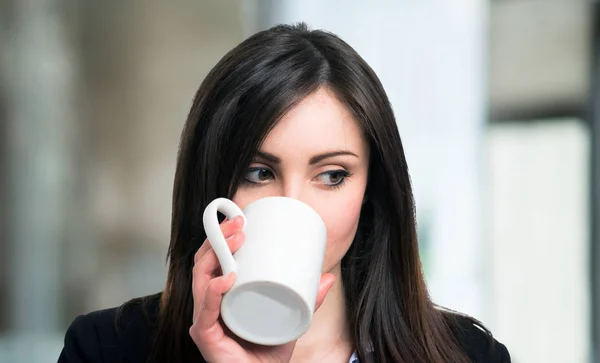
left=57, top=293, right=510, bottom=363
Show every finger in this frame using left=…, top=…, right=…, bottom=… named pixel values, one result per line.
left=194, top=216, right=244, bottom=264
left=314, top=273, right=337, bottom=311
left=192, top=233, right=244, bottom=322
left=192, top=231, right=244, bottom=302
left=196, top=231, right=245, bottom=277
left=196, top=272, right=237, bottom=330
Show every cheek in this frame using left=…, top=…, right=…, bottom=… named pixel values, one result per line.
left=318, top=194, right=364, bottom=270
left=232, top=193, right=254, bottom=210
left=232, top=185, right=276, bottom=209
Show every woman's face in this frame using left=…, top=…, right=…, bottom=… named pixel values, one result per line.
left=233, top=88, right=370, bottom=275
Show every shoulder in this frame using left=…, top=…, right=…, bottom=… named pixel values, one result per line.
left=58, top=293, right=162, bottom=363
left=445, top=312, right=511, bottom=363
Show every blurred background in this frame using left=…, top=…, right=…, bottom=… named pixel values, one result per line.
left=0, top=0, right=596, bottom=362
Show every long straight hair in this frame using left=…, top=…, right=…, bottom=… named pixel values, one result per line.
left=146, top=23, right=479, bottom=363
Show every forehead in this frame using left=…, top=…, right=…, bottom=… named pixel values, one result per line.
left=261, top=88, right=367, bottom=155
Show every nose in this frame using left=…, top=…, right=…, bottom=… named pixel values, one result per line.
left=280, top=178, right=306, bottom=203
left=281, top=184, right=301, bottom=200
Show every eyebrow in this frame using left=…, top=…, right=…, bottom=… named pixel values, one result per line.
left=255, top=150, right=359, bottom=165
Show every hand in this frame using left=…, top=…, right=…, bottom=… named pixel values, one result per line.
left=189, top=216, right=336, bottom=363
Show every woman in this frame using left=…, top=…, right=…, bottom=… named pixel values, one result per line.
left=58, top=23, right=510, bottom=363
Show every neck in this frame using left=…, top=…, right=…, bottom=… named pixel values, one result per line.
left=290, top=263, right=353, bottom=362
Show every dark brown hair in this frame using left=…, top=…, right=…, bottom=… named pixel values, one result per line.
left=146, top=22, right=485, bottom=363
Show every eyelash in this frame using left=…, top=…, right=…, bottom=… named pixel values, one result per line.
left=323, top=169, right=352, bottom=189
left=240, top=167, right=352, bottom=189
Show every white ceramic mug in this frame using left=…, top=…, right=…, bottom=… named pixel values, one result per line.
left=202, top=197, right=327, bottom=346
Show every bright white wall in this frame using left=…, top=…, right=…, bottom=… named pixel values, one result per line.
left=487, top=120, right=590, bottom=363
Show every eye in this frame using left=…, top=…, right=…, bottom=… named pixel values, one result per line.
left=317, top=170, right=351, bottom=187
left=244, top=167, right=274, bottom=184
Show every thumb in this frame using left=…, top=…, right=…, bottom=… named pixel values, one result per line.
left=314, top=273, right=337, bottom=311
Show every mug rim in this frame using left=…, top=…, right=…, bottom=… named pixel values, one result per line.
left=243, top=196, right=325, bottom=226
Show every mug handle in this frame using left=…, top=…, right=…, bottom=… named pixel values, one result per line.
left=202, top=198, right=247, bottom=275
